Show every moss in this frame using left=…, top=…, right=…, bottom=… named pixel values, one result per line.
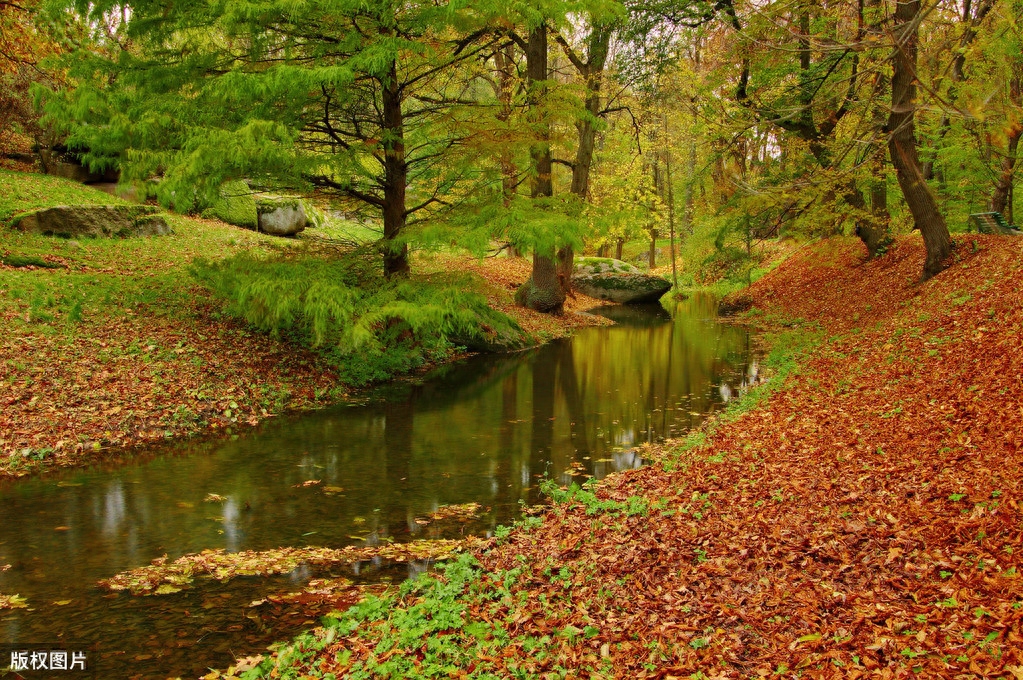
left=202, top=180, right=257, bottom=229
left=577, top=273, right=668, bottom=291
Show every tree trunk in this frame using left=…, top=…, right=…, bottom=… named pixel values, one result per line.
left=615, top=238, right=624, bottom=260
left=382, top=60, right=410, bottom=279
left=517, top=23, right=565, bottom=313
left=990, top=74, right=1022, bottom=218
left=665, top=145, right=679, bottom=290
left=887, top=0, right=953, bottom=280
left=495, top=45, right=518, bottom=208
left=648, top=228, right=658, bottom=267
left=990, top=125, right=1021, bottom=215
left=556, top=23, right=613, bottom=296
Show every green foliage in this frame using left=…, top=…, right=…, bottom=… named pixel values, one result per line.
left=191, top=250, right=525, bottom=385
left=540, top=478, right=649, bottom=517
left=244, top=553, right=587, bottom=679
left=201, top=180, right=257, bottom=229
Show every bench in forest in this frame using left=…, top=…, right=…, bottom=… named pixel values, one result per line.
left=968, top=212, right=1022, bottom=235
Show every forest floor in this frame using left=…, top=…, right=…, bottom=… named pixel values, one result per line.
left=236, top=233, right=1023, bottom=679
left=0, top=170, right=609, bottom=478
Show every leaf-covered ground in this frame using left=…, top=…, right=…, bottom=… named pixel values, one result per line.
left=246, top=235, right=1023, bottom=679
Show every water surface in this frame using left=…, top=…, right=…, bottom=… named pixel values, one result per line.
left=0, top=294, right=757, bottom=679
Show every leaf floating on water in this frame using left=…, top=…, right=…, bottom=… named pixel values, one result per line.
left=52, top=599, right=72, bottom=606
left=415, top=503, right=485, bottom=526
left=322, top=486, right=345, bottom=494
left=98, top=540, right=464, bottom=595
left=0, top=564, right=10, bottom=572
left=293, top=480, right=321, bottom=488
left=154, top=584, right=183, bottom=595
left=0, top=593, right=28, bottom=609
left=352, top=516, right=366, bottom=524
left=204, top=493, right=227, bottom=503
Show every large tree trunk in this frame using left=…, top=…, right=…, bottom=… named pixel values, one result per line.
left=517, top=23, right=565, bottom=313
left=556, top=23, right=612, bottom=296
left=887, top=0, right=953, bottom=281
left=381, top=61, right=410, bottom=279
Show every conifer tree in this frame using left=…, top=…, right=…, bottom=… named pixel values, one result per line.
left=42, top=0, right=500, bottom=278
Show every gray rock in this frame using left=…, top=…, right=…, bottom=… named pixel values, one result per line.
left=12, top=205, right=171, bottom=238
left=572, top=257, right=671, bottom=304
left=574, top=257, right=643, bottom=276
left=257, top=200, right=307, bottom=236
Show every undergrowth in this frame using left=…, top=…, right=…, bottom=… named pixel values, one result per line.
left=242, top=553, right=578, bottom=679
left=191, top=250, right=526, bottom=385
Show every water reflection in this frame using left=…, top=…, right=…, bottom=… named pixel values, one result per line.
left=0, top=293, right=754, bottom=679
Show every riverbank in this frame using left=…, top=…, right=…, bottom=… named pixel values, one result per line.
left=0, top=170, right=609, bottom=478
left=238, top=233, right=1023, bottom=678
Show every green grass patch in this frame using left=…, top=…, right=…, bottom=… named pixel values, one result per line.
left=0, top=169, right=128, bottom=225
left=244, top=553, right=588, bottom=679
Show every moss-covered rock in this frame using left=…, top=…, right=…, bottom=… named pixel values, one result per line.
left=574, top=257, right=643, bottom=276
left=571, top=259, right=671, bottom=304
left=12, top=205, right=171, bottom=238
left=201, top=180, right=258, bottom=229
left=256, top=198, right=307, bottom=236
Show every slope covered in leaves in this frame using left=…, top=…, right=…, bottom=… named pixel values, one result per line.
left=249, top=234, right=1022, bottom=679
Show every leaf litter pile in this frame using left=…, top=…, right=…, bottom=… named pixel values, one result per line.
left=245, top=235, right=1023, bottom=679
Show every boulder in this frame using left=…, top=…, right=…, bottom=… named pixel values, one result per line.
left=450, top=324, right=531, bottom=353
left=574, top=257, right=643, bottom=276
left=203, top=180, right=258, bottom=229
left=12, top=205, right=171, bottom=238
left=257, top=199, right=307, bottom=236
left=572, top=257, right=671, bottom=304
left=717, top=291, right=754, bottom=316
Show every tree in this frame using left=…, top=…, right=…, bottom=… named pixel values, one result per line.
left=887, top=0, right=953, bottom=279
left=515, top=21, right=567, bottom=313
left=43, top=0, right=499, bottom=278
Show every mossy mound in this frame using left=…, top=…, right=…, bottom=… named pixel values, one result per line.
left=201, top=180, right=258, bottom=229
left=574, top=257, right=643, bottom=276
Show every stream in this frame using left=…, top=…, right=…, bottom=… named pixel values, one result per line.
left=0, top=294, right=757, bottom=679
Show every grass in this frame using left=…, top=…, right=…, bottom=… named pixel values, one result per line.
left=0, top=168, right=129, bottom=223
